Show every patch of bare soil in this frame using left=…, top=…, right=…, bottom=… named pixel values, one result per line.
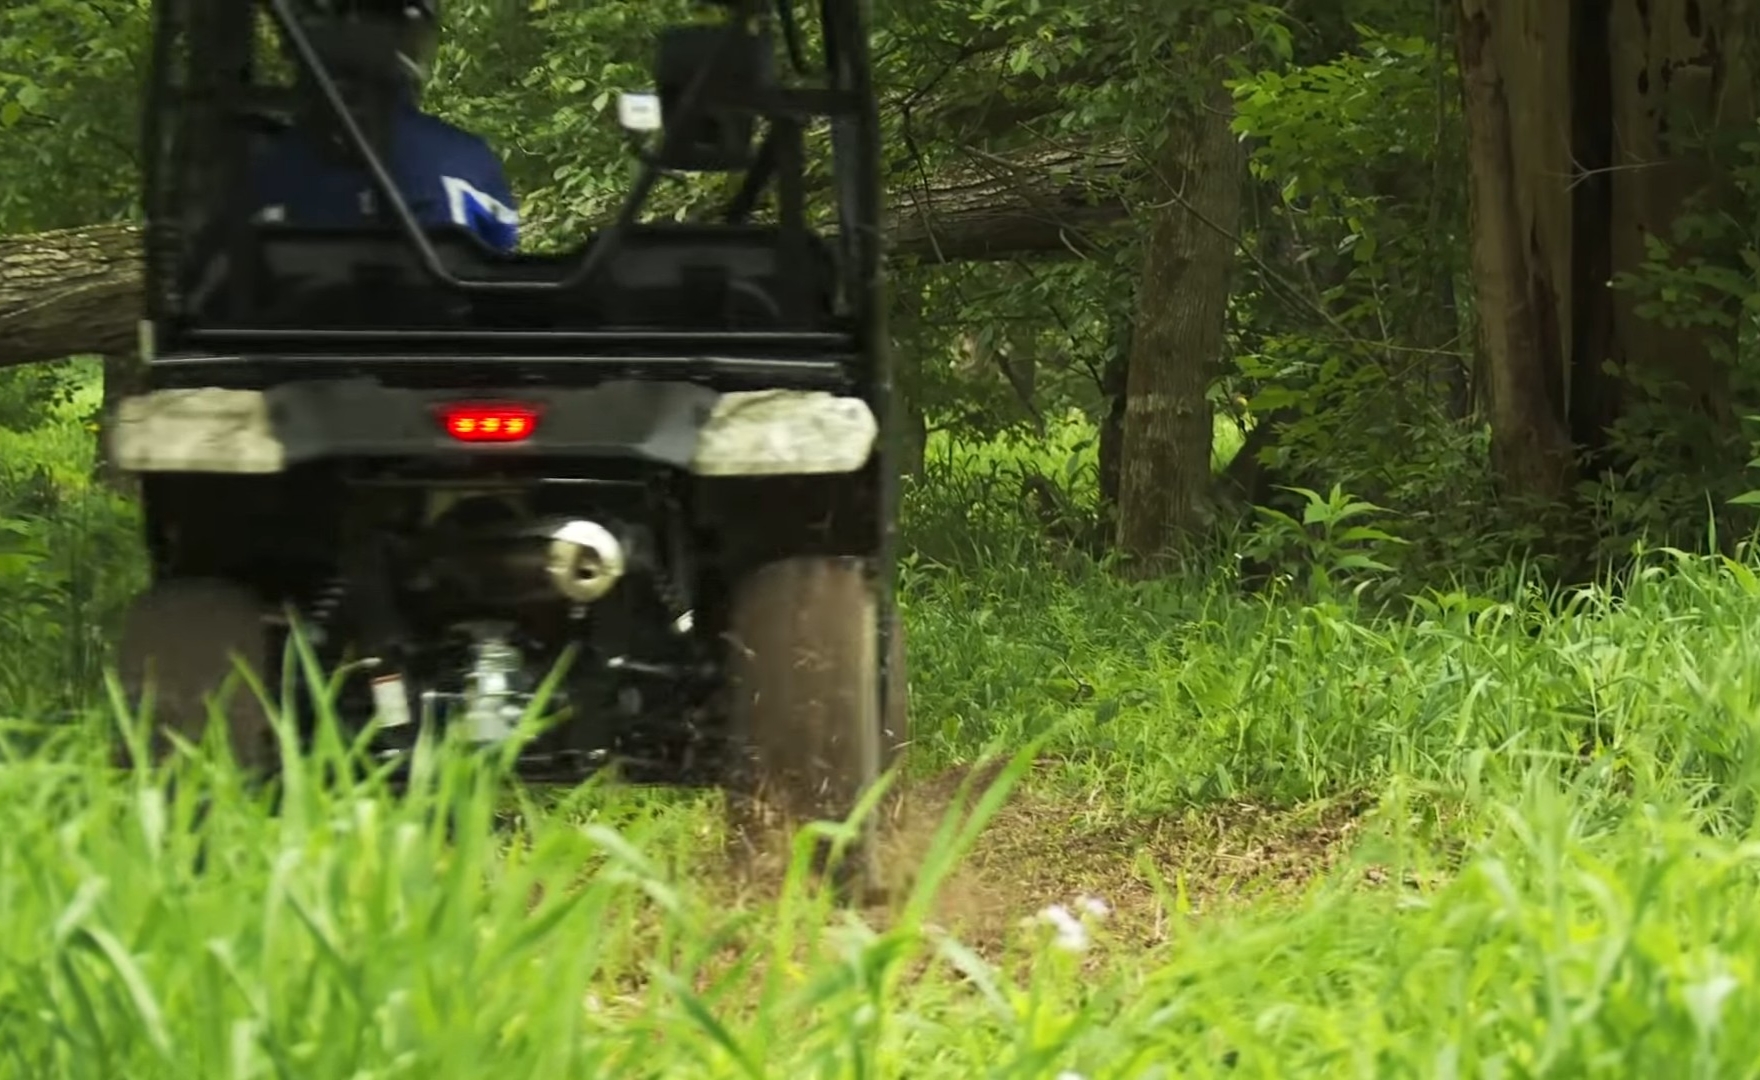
left=869, top=761, right=1369, bottom=953
left=562, top=763, right=1385, bottom=1015
left=716, top=758, right=1371, bottom=957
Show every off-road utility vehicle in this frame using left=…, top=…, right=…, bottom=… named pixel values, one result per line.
left=113, top=0, right=904, bottom=881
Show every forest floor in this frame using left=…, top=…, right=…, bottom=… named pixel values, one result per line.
left=891, top=770, right=1364, bottom=948
left=833, top=760, right=1368, bottom=954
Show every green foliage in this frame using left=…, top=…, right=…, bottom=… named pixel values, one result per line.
left=1587, top=136, right=1760, bottom=561
left=1241, top=483, right=1406, bottom=598
left=0, top=0, right=1493, bottom=582
left=0, top=0, right=149, bottom=232
left=8, top=2, right=1760, bottom=1068
left=6, top=0, right=1755, bottom=582
left=891, top=259, right=1121, bottom=448
left=903, top=414, right=1103, bottom=567
left=0, top=365, right=145, bottom=719
left=1223, top=28, right=1507, bottom=579
left=430, top=0, right=716, bottom=247
left=0, top=362, right=85, bottom=432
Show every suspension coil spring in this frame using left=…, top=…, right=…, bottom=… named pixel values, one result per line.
left=658, top=518, right=694, bottom=620
left=655, top=563, right=690, bottom=620
left=303, top=576, right=348, bottom=633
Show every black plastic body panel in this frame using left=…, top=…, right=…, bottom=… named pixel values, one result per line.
left=143, top=350, right=859, bottom=397
left=181, top=224, right=845, bottom=345
left=254, top=378, right=719, bottom=468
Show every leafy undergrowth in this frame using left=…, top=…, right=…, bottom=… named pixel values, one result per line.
left=0, top=365, right=143, bottom=719
left=8, top=548, right=1760, bottom=1076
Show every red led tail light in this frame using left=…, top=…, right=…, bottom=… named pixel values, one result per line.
left=438, top=403, right=540, bottom=443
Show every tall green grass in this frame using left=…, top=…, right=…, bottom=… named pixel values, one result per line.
left=7, top=401, right=1760, bottom=1075
left=3, top=547, right=1760, bottom=1075
left=904, top=546, right=1760, bottom=814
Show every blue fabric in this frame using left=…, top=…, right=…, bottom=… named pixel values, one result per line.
left=252, top=101, right=519, bottom=252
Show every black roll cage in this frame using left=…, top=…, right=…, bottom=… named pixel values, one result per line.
left=262, top=0, right=859, bottom=297
left=142, top=0, right=885, bottom=350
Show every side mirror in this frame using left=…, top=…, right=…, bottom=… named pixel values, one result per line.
left=617, top=92, right=663, bottom=133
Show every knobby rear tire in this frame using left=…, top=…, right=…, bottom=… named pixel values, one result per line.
left=724, top=555, right=894, bottom=899
left=115, top=578, right=275, bottom=773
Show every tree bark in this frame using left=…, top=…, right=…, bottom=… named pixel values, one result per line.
left=0, top=148, right=1132, bottom=369
left=1453, top=0, right=1577, bottom=500
left=1096, top=301, right=1132, bottom=518
left=898, top=397, right=928, bottom=478
left=96, top=351, right=146, bottom=494
left=0, top=224, right=142, bottom=369
left=1589, top=0, right=1754, bottom=443
left=1454, top=0, right=1754, bottom=503
left=887, top=146, right=1132, bottom=263
left=1115, top=68, right=1245, bottom=571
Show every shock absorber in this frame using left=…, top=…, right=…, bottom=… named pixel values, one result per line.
left=303, top=575, right=348, bottom=644
left=654, top=564, right=692, bottom=633
left=658, top=514, right=695, bottom=634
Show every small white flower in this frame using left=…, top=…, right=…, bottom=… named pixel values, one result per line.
left=1074, top=894, right=1110, bottom=919
left=1038, top=902, right=1079, bottom=932
left=1056, top=1072, right=1088, bottom=1080
left=1036, top=903, right=1089, bottom=953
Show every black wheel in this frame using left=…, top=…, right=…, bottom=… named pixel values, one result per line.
left=725, top=556, right=887, bottom=895
left=115, top=578, right=275, bottom=772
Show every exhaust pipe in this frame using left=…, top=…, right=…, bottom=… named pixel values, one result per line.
left=546, top=520, right=626, bottom=603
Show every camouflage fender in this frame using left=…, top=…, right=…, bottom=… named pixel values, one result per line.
left=111, top=388, right=285, bottom=473
left=689, top=390, right=878, bottom=476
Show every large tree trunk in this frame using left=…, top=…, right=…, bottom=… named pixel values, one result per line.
left=1454, top=0, right=1754, bottom=502
left=0, top=149, right=1131, bottom=370
left=889, top=147, right=1132, bottom=263
left=1115, top=67, right=1245, bottom=571
left=1453, top=0, right=1577, bottom=500
left=1588, top=0, right=1754, bottom=447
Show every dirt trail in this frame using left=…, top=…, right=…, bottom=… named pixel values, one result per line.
left=561, top=763, right=1381, bottom=1013
left=726, top=760, right=1370, bottom=954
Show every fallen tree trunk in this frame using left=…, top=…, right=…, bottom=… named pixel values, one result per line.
left=0, top=150, right=1131, bottom=368
left=887, top=146, right=1132, bottom=262
left=0, top=223, right=143, bottom=369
